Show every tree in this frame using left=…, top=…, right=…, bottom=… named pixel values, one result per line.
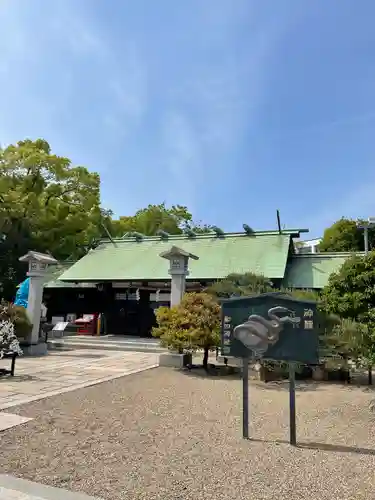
left=320, top=217, right=375, bottom=252
left=321, top=252, right=375, bottom=377
left=152, top=292, right=221, bottom=370
left=109, top=203, right=212, bottom=238
left=206, top=272, right=274, bottom=299
left=206, top=271, right=322, bottom=303
left=0, top=139, right=102, bottom=257
left=323, top=317, right=371, bottom=361
left=321, top=252, right=375, bottom=318
left=0, top=139, right=103, bottom=299
left=283, top=288, right=320, bottom=301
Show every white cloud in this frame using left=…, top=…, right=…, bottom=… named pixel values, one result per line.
left=159, top=5, right=300, bottom=216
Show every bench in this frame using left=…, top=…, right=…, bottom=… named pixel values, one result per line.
left=0, top=351, right=17, bottom=376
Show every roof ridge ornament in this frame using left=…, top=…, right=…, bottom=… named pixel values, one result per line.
left=185, top=228, right=196, bottom=238
left=157, top=229, right=170, bottom=239
left=243, top=224, right=255, bottom=235
left=212, top=226, right=225, bottom=236
left=122, top=231, right=145, bottom=240
left=132, top=231, right=144, bottom=241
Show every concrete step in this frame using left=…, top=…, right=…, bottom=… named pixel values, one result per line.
left=0, top=473, right=102, bottom=499
left=47, top=336, right=167, bottom=354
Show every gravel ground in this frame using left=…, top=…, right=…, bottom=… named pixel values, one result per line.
left=1, top=367, right=375, bottom=500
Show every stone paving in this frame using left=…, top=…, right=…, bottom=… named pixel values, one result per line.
left=0, top=474, right=102, bottom=499
left=0, top=348, right=159, bottom=411
left=0, top=412, right=32, bottom=431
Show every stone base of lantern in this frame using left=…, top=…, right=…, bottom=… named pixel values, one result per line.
left=20, top=342, right=48, bottom=356
left=159, top=352, right=192, bottom=368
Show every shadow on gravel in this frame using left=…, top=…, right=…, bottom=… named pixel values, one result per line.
left=48, top=347, right=75, bottom=353
left=251, top=380, right=321, bottom=392
left=0, top=374, right=37, bottom=383
left=252, top=438, right=375, bottom=455
left=182, top=367, right=321, bottom=390
left=181, top=365, right=243, bottom=380
left=181, top=367, right=374, bottom=393
left=182, top=369, right=375, bottom=395
left=51, top=353, right=106, bottom=360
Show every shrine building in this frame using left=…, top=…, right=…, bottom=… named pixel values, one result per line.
left=40, top=228, right=354, bottom=336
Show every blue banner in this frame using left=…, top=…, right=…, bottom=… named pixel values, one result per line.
left=14, top=278, right=30, bottom=308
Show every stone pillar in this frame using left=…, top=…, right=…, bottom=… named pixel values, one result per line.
left=19, top=251, right=57, bottom=355
left=170, top=273, right=186, bottom=307
left=27, top=275, right=45, bottom=344
left=159, top=245, right=199, bottom=307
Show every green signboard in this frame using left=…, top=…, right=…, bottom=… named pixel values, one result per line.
left=221, top=292, right=319, bottom=365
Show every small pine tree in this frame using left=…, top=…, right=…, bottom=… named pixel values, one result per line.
left=206, top=272, right=273, bottom=299
left=152, top=292, right=221, bottom=369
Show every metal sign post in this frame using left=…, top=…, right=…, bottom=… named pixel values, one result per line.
left=242, top=355, right=250, bottom=439
left=221, top=293, right=319, bottom=443
left=288, top=362, right=297, bottom=446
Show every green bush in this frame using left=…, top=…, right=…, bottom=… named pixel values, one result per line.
left=0, top=301, right=32, bottom=339
left=206, top=272, right=273, bottom=298
left=152, top=292, right=221, bottom=369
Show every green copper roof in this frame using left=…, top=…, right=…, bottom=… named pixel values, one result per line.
left=43, top=262, right=77, bottom=288
left=59, top=231, right=294, bottom=282
left=284, top=253, right=357, bottom=289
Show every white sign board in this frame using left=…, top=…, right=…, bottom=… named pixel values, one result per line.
left=52, top=322, right=69, bottom=332
left=51, top=316, right=65, bottom=325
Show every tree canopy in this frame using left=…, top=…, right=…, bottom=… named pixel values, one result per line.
left=320, top=217, right=374, bottom=252
left=0, top=139, right=103, bottom=255
left=321, top=251, right=375, bottom=366
left=206, top=272, right=274, bottom=298
left=0, top=139, right=104, bottom=299
left=109, top=203, right=211, bottom=238
left=321, top=252, right=375, bottom=320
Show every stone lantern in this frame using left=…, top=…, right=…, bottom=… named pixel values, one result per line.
left=159, top=245, right=199, bottom=307
left=158, top=246, right=199, bottom=368
left=19, top=251, right=57, bottom=353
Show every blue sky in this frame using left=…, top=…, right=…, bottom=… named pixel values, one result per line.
left=1, top=0, right=375, bottom=238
